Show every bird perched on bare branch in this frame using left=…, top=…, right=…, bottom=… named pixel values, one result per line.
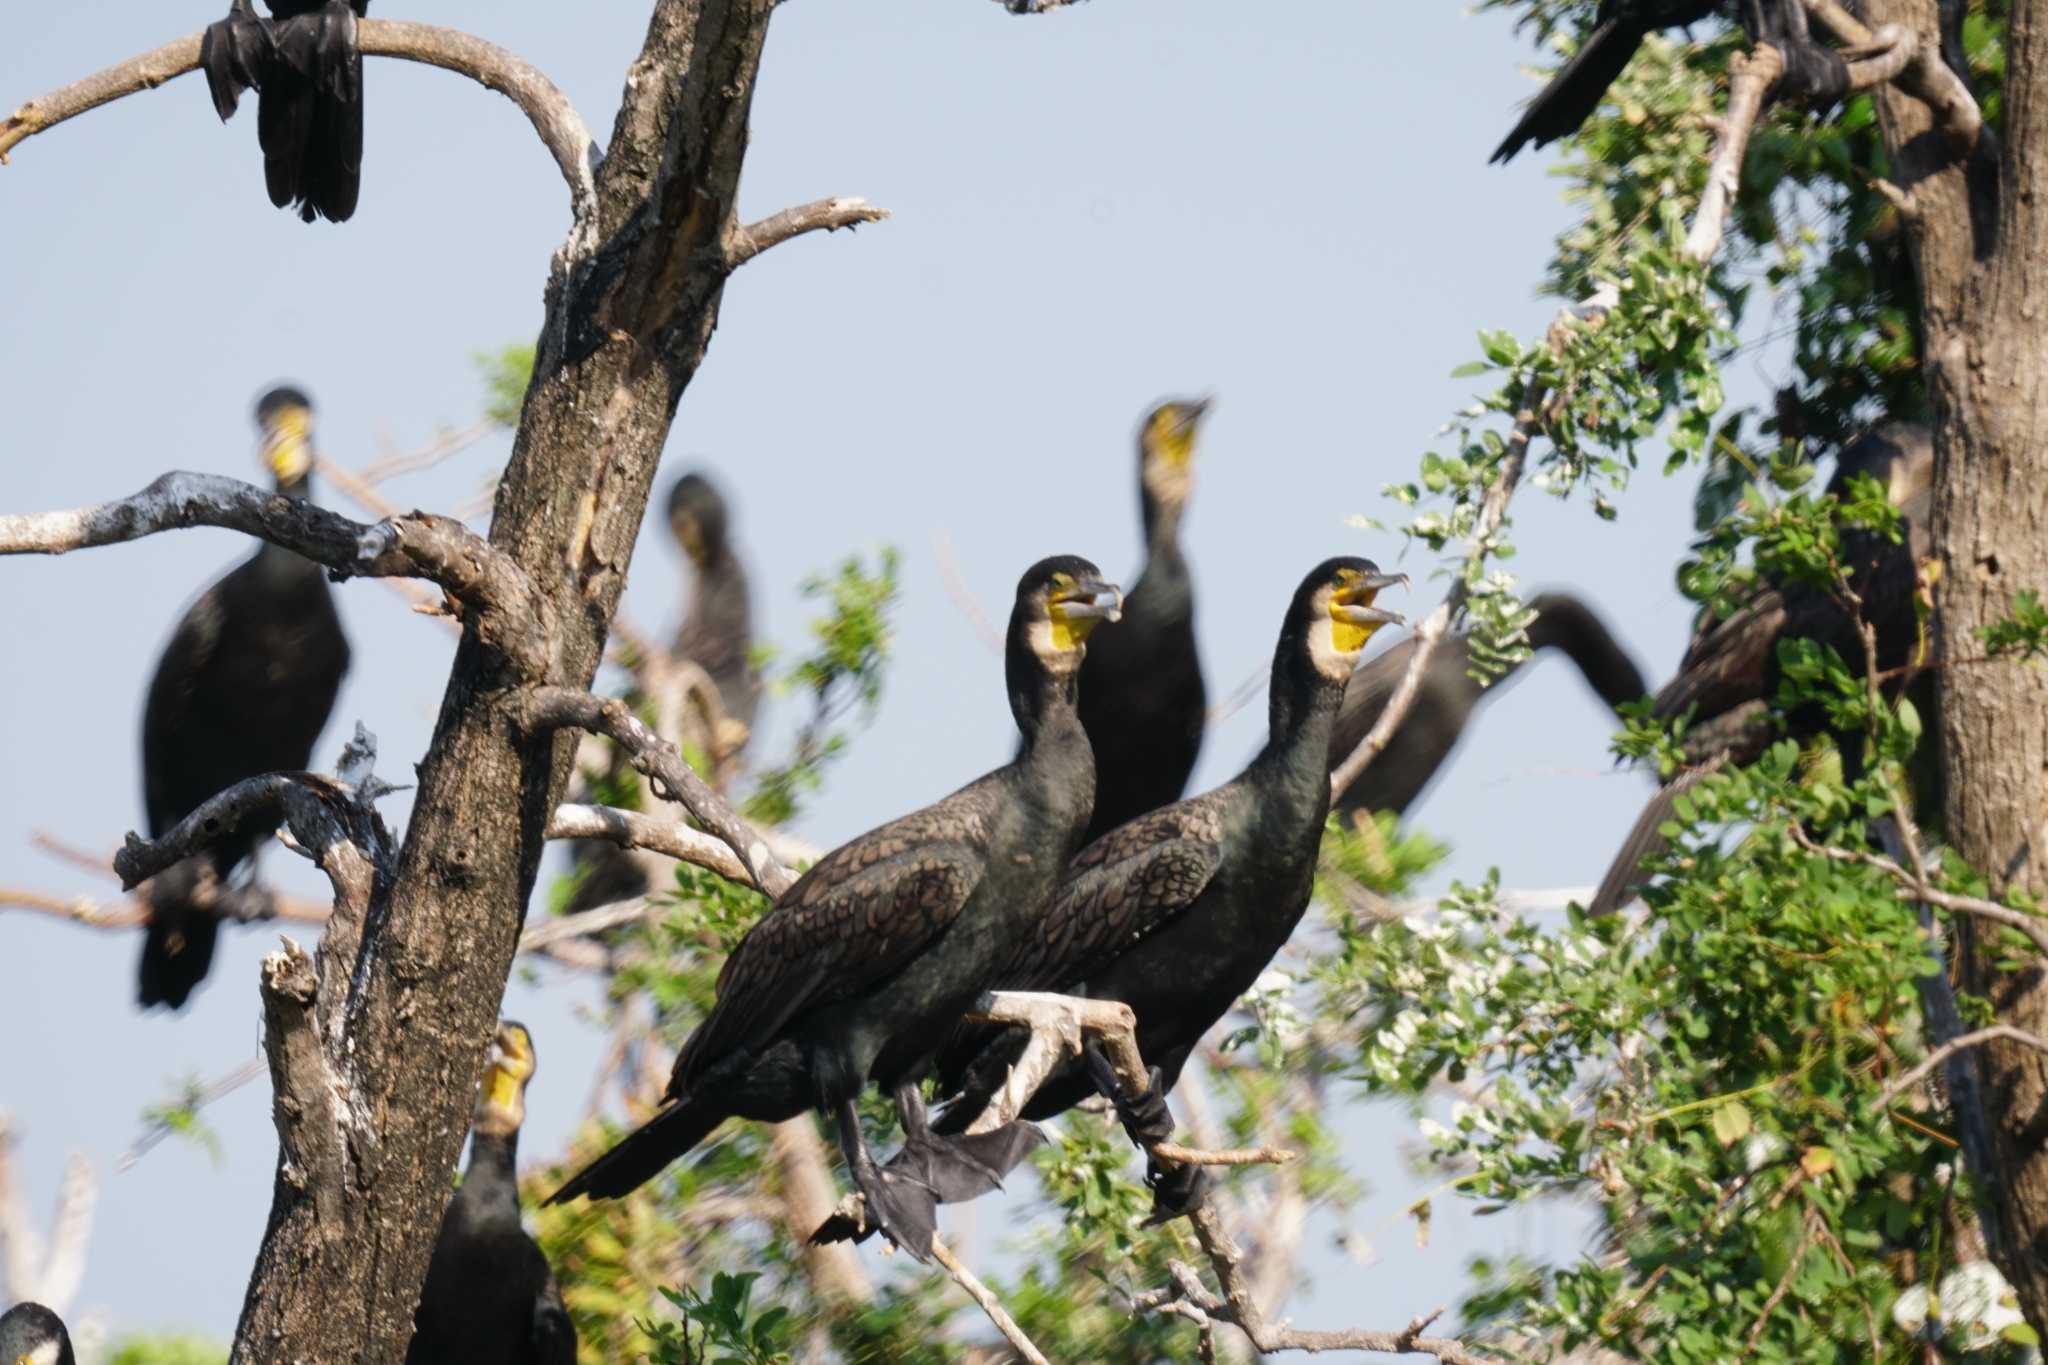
left=1490, top=0, right=1847, bottom=164
left=202, top=0, right=370, bottom=222
left=918, top=559, right=1407, bottom=1225
left=549, top=558, right=1122, bottom=1263
left=138, top=386, right=351, bottom=1008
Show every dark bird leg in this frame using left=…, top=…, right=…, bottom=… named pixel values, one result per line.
left=810, top=1089, right=1042, bottom=1248
left=832, top=1099, right=938, bottom=1262
left=199, top=0, right=273, bottom=122
left=1082, top=1040, right=1176, bottom=1146
left=1741, top=0, right=1848, bottom=106
left=1080, top=1041, right=1211, bottom=1224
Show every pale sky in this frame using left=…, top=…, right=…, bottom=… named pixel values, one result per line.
left=0, top=0, right=1776, bottom=1350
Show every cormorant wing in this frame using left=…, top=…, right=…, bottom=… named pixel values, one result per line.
left=142, top=581, right=231, bottom=827
left=672, top=789, right=998, bottom=1092
left=1009, top=795, right=1228, bottom=991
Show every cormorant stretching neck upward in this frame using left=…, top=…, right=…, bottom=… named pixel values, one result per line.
left=408, top=1022, right=576, bottom=1365
left=549, top=558, right=1121, bottom=1263
left=1068, top=397, right=1212, bottom=842
left=138, top=386, right=351, bottom=1008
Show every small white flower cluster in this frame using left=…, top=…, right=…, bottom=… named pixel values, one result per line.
left=1890, top=1261, right=2037, bottom=1357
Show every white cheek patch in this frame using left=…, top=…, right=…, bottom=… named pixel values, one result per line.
left=1307, top=616, right=1356, bottom=682
left=30, top=1341, right=64, bottom=1365
left=1030, top=617, right=1082, bottom=674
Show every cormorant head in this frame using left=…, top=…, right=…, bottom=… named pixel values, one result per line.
left=1137, top=396, right=1213, bottom=514
left=667, top=472, right=731, bottom=567
left=1013, top=555, right=1122, bottom=676
left=0, top=1302, right=73, bottom=1365
left=474, top=1019, right=537, bottom=1138
left=255, top=385, right=315, bottom=497
left=1295, top=557, right=1407, bottom=681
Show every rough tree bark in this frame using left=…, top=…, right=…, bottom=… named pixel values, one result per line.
left=1858, top=0, right=2048, bottom=1327
left=221, top=2, right=823, bottom=1358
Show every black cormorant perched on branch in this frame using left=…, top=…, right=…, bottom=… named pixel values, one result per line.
left=1064, top=398, right=1212, bottom=844
left=1330, top=592, right=1647, bottom=823
left=564, top=472, right=759, bottom=915
left=1490, top=0, right=1847, bottom=164
left=548, top=557, right=1122, bottom=1261
left=668, top=472, right=763, bottom=752
left=409, top=1022, right=576, bottom=1365
left=936, top=558, right=1405, bottom=1220
left=1587, top=422, right=1933, bottom=915
left=202, top=0, right=369, bottom=222
left=0, top=1302, right=74, bottom=1365
left=138, top=386, right=351, bottom=1008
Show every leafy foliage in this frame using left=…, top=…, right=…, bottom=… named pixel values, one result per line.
left=474, top=342, right=537, bottom=428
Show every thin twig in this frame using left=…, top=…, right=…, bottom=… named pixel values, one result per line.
left=118, top=1056, right=267, bottom=1172
left=724, top=197, right=890, bottom=271
left=932, top=1235, right=1050, bottom=1365
left=1787, top=825, right=2048, bottom=958
left=1875, top=1026, right=2048, bottom=1113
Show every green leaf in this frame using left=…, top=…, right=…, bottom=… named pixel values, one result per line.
left=1710, top=1100, right=1752, bottom=1148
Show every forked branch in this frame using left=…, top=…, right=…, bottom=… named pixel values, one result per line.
left=0, top=20, right=600, bottom=215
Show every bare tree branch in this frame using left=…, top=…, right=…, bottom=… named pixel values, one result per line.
left=1803, top=0, right=1984, bottom=152
left=1685, top=44, right=1783, bottom=263
left=724, top=196, right=890, bottom=271
left=0, top=1116, right=96, bottom=1318
left=1876, top=1025, right=2048, bottom=1112
left=256, top=938, right=352, bottom=1229
left=933, top=1235, right=1051, bottom=1365
left=118, top=1057, right=267, bottom=1173
left=0, top=21, right=599, bottom=215
left=547, top=802, right=757, bottom=885
left=0, top=472, right=552, bottom=679
left=511, top=687, right=794, bottom=896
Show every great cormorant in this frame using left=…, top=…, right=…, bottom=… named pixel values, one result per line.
left=1063, top=398, right=1212, bottom=844
left=935, top=559, right=1405, bottom=1221
left=1588, top=423, right=1933, bottom=915
left=138, top=386, right=351, bottom=1008
left=202, top=0, right=369, bottom=222
left=548, top=557, right=1122, bottom=1261
left=0, top=1302, right=74, bottom=1365
left=1490, top=0, right=1847, bottom=164
left=408, top=1022, right=576, bottom=1365
left=1330, top=592, right=1647, bottom=823
left=563, top=471, right=760, bottom=916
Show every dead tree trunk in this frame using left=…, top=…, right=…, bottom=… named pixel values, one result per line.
left=1864, top=0, right=2048, bottom=1327
left=231, top=3, right=793, bottom=1357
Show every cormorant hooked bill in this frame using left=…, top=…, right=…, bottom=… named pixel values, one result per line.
left=408, top=1022, right=577, bottom=1365
left=137, top=386, right=352, bottom=1008
left=1587, top=422, right=1934, bottom=915
left=933, top=559, right=1406, bottom=1223
left=1330, top=592, right=1647, bottom=823
left=1490, top=0, right=1847, bottom=164
left=1062, top=398, right=1212, bottom=844
left=202, top=0, right=369, bottom=222
left=548, top=558, right=1123, bottom=1262
left=0, top=1301, right=75, bottom=1365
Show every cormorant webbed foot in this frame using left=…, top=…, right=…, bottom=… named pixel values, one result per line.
left=1083, top=1040, right=1177, bottom=1148
left=811, top=1121, right=1044, bottom=1246
left=831, top=1100, right=938, bottom=1262
left=1140, top=1154, right=1212, bottom=1226
left=200, top=0, right=273, bottom=122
